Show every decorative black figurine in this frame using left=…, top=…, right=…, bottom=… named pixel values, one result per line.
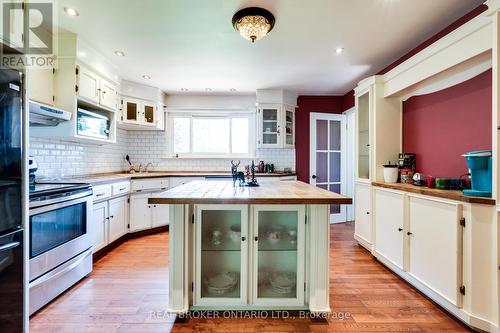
left=231, top=160, right=245, bottom=187
left=245, top=161, right=260, bottom=187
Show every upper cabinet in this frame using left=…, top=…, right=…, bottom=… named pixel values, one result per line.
left=118, top=80, right=166, bottom=131
left=256, top=89, right=297, bottom=149
left=29, top=68, right=55, bottom=106
left=76, top=65, right=118, bottom=111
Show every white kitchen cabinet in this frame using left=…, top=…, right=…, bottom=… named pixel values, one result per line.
left=142, top=101, right=157, bottom=126
left=194, top=205, right=249, bottom=306
left=121, top=97, right=141, bottom=123
left=374, top=188, right=404, bottom=269
left=257, top=104, right=295, bottom=148
left=0, top=1, right=23, bottom=48
left=99, top=77, right=118, bottom=110
left=29, top=68, right=54, bottom=106
left=407, top=195, right=463, bottom=307
left=130, top=193, right=153, bottom=232
left=120, top=97, right=162, bottom=129
left=108, top=196, right=129, bottom=243
left=92, top=201, right=108, bottom=252
left=77, top=65, right=100, bottom=104
left=354, top=181, right=371, bottom=249
left=252, top=205, right=305, bottom=307
left=152, top=190, right=170, bottom=228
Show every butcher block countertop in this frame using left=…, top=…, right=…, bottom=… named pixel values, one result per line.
left=148, top=180, right=352, bottom=205
left=372, top=182, right=495, bottom=205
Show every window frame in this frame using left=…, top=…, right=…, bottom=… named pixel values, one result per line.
left=168, top=110, right=256, bottom=158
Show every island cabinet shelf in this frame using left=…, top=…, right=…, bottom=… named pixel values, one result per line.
left=150, top=180, right=351, bottom=313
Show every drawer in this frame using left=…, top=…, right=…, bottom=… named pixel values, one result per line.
left=112, top=181, right=130, bottom=196
left=169, top=177, right=204, bottom=189
left=131, top=178, right=169, bottom=192
left=92, top=185, right=112, bottom=201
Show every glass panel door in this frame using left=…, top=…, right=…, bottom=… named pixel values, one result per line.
left=357, top=92, right=370, bottom=179
left=253, top=205, right=305, bottom=306
left=284, top=108, right=294, bottom=146
left=144, top=104, right=155, bottom=125
left=195, top=205, right=248, bottom=306
left=260, top=106, right=280, bottom=146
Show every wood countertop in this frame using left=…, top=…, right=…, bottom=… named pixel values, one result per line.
left=372, top=182, right=495, bottom=205
left=38, top=171, right=296, bottom=186
left=148, top=180, right=352, bottom=205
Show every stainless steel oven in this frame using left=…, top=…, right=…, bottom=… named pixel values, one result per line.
left=29, top=184, right=93, bottom=315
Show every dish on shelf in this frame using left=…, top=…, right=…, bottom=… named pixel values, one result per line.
left=210, top=230, right=222, bottom=246
left=229, top=224, right=241, bottom=242
left=269, top=271, right=296, bottom=295
left=204, top=271, right=239, bottom=295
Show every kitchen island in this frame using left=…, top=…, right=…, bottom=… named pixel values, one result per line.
left=149, top=180, right=352, bottom=314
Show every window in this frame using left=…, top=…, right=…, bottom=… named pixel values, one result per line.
left=170, top=112, right=255, bottom=157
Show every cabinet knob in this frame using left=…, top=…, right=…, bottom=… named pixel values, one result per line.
left=366, top=211, right=370, bottom=215
left=110, top=215, right=114, bottom=219
left=398, top=228, right=403, bottom=232
left=241, top=236, right=246, bottom=242
left=254, top=236, right=258, bottom=241
left=407, top=232, right=413, bottom=236
left=311, top=175, right=317, bottom=179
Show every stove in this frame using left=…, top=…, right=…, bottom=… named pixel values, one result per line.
left=29, top=182, right=92, bottom=208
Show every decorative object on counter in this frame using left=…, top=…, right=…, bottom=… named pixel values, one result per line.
left=204, top=271, right=239, bottom=295
left=229, top=224, right=241, bottom=243
left=462, top=150, right=492, bottom=197
left=265, top=163, right=275, bottom=173
left=231, top=160, right=245, bottom=187
left=125, top=155, right=135, bottom=173
left=283, top=167, right=292, bottom=174
left=400, top=169, right=414, bottom=184
left=412, top=173, right=426, bottom=186
left=244, top=165, right=251, bottom=179
left=435, top=177, right=451, bottom=190
left=382, top=161, right=398, bottom=183
left=269, top=271, right=296, bottom=295
left=244, top=161, right=260, bottom=187
left=258, top=161, right=265, bottom=173
left=426, top=175, right=435, bottom=188
left=398, top=152, right=416, bottom=170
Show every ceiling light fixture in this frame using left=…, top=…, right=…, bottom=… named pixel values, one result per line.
left=335, top=47, right=344, bottom=55
left=64, top=7, right=79, bottom=16
left=232, top=7, right=275, bottom=43
left=142, top=75, right=151, bottom=80
left=180, top=88, right=189, bottom=92
left=230, top=88, right=237, bottom=92
left=205, top=88, right=212, bottom=92
left=114, top=51, right=125, bottom=57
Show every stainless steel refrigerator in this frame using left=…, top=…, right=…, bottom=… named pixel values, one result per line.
left=0, top=68, right=24, bottom=332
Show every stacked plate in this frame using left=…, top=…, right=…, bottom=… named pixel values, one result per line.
left=269, top=272, right=296, bottom=295
left=204, top=271, right=239, bottom=295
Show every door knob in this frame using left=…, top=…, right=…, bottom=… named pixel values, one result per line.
left=398, top=228, right=403, bottom=232
left=241, top=237, right=246, bottom=242
left=312, top=175, right=317, bottom=179
left=407, top=232, right=413, bottom=236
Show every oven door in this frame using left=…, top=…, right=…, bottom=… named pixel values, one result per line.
left=29, top=194, right=92, bottom=281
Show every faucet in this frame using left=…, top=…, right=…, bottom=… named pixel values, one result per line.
left=145, top=162, right=154, bottom=173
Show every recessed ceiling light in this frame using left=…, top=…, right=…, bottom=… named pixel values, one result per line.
left=142, top=75, right=151, bottom=80
left=205, top=88, right=212, bottom=92
left=335, top=47, right=344, bottom=55
left=230, top=88, right=237, bottom=92
left=64, top=7, right=79, bottom=16
left=180, top=88, right=189, bottom=92
left=114, top=51, right=125, bottom=57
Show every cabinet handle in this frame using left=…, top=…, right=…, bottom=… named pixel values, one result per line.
left=96, top=193, right=104, bottom=197
left=398, top=228, right=403, bottom=232
left=110, top=215, right=114, bottom=219
left=119, top=187, right=126, bottom=191
left=241, top=237, right=246, bottom=242
left=366, top=211, right=370, bottom=215
left=407, top=232, right=413, bottom=236
left=254, top=236, right=258, bottom=241
left=105, top=217, right=110, bottom=220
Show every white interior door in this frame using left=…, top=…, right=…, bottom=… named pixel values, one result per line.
left=310, top=113, right=347, bottom=223
left=344, top=108, right=356, bottom=221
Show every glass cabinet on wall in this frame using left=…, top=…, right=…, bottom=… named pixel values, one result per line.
left=357, top=91, right=370, bottom=180
left=120, top=97, right=160, bottom=127
left=194, top=205, right=248, bottom=306
left=257, top=104, right=295, bottom=148
left=252, top=205, right=305, bottom=306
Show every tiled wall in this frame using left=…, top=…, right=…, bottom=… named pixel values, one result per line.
left=30, top=129, right=295, bottom=178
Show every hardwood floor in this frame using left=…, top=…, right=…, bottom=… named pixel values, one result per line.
left=30, top=222, right=472, bottom=333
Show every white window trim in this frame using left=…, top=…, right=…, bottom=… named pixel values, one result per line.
left=167, top=110, right=256, bottom=159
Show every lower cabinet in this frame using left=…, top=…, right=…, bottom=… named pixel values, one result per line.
left=374, top=188, right=404, bottom=269
left=407, top=195, right=463, bottom=307
left=193, top=204, right=305, bottom=308
left=354, top=182, right=372, bottom=248
left=130, top=191, right=169, bottom=232
left=92, top=196, right=129, bottom=252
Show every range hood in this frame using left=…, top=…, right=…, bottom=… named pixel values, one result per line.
left=29, top=101, right=72, bottom=126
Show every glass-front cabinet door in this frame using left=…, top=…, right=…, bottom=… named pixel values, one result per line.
left=143, top=102, right=156, bottom=126
left=283, top=106, right=295, bottom=148
left=121, top=97, right=140, bottom=123
left=252, top=205, right=305, bottom=306
left=195, top=205, right=248, bottom=306
left=258, top=105, right=281, bottom=148
left=357, top=91, right=370, bottom=179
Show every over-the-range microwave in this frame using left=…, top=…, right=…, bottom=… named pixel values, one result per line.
left=76, top=108, right=110, bottom=140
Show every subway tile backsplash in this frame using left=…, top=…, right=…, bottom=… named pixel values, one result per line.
left=30, top=129, right=296, bottom=178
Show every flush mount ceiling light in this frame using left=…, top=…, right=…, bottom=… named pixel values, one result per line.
left=180, top=88, right=189, bottom=92
left=114, top=51, right=125, bottom=57
left=335, top=47, right=344, bottom=55
left=232, top=7, right=275, bottom=43
left=64, top=7, right=79, bottom=16
left=142, top=75, right=151, bottom=80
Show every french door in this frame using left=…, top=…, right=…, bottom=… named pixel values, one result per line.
left=310, top=113, right=347, bottom=223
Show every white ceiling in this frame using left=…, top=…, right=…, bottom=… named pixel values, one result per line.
left=56, top=0, right=484, bottom=96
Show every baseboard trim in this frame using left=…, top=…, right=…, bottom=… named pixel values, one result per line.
left=93, top=225, right=169, bottom=262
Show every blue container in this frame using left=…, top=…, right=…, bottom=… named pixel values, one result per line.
left=462, top=150, right=492, bottom=197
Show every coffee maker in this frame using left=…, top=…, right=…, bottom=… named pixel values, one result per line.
left=462, top=150, right=492, bottom=197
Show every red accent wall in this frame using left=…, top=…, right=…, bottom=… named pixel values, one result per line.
left=402, top=69, right=492, bottom=177
left=295, top=96, right=344, bottom=182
